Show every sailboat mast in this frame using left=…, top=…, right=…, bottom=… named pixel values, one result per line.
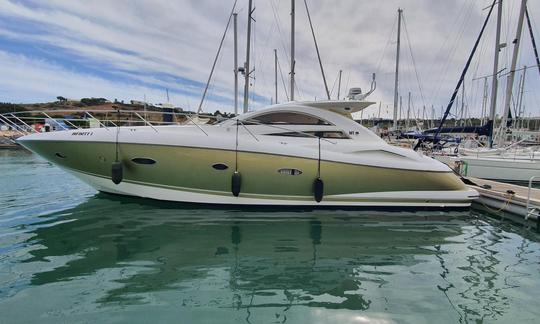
left=460, top=82, right=465, bottom=126
left=233, top=13, right=238, bottom=115
left=517, top=66, right=527, bottom=123
left=488, top=0, right=503, bottom=148
left=500, top=0, right=528, bottom=142
left=243, top=0, right=253, bottom=113
left=406, top=91, right=410, bottom=130
left=274, top=49, right=278, bottom=104
left=290, top=0, right=296, bottom=101
left=337, top=70, right=342, bottom=100
left=481, top=77, right=488, bottom=124
left=393, top=8, right=402, bottom=129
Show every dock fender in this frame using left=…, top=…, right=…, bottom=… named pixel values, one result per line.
left=111, top=162, right=123, bottom=185
left=231, top=171, right=241, bottom=197
left=314, top=177, right=324, bottom=203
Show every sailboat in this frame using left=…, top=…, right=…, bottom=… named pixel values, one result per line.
left=432, top=0, right=540, bottom=182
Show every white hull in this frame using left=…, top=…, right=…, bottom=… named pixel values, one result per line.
left=435, top=155, right=540, bottom=182
left=69, top=169, right=476, bottom=208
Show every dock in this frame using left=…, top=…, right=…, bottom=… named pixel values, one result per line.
left=466, top=177, right=540, bottom=227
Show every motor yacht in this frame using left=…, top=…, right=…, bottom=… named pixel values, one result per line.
left=17, top=100, right=478, bottom=207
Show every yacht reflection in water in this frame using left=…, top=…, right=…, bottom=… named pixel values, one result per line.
left=20, top=195, right=523, bottom=322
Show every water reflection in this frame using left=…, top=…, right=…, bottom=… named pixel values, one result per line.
left=1, top=193, right=539, bottom=323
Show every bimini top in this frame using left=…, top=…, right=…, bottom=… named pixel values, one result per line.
left=275, top=100, right=375, bottom=118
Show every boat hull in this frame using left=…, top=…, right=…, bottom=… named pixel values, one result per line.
left=435, top=155, right=540, bottom=182
left=20, top=139, right=478, bottom=207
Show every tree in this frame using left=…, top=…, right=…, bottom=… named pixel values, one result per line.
left=80, top=97, right=108, bottom=106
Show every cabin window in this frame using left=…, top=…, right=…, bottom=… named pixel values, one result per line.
left=246, top=112, right=333, bottom=126
left=212, top=163, right=229, bottom=171
left=131, top=157, right=157, bottom=165
left=267, top=131, right=349, bottom=139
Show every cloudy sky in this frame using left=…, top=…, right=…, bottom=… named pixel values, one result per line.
left=0, top=0, right=539, bottom=119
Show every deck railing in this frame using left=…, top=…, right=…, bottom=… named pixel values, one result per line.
left=0, top=108, right=338, bottom=144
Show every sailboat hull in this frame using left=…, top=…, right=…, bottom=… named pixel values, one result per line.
left=435, top=155, right=540, bottom=182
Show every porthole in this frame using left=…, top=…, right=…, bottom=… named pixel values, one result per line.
left=131, top=157, right=156, bottom=165
left=212, top=163, right=229, bottom=171
left=55, top=152, right=67, bottom=159
left=278, top=168, right=302, bottom=176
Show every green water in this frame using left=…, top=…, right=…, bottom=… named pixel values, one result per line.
left=1, top=149, right=540, bottom=324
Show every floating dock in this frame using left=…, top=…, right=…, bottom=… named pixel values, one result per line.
left=466, top=177, right=540, bottom=228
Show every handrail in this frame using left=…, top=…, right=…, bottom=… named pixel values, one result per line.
left=238, top=120, right=259, bottom=142
left=41, top=112, right=68, bottom=130
left=84, top=112, right=109, bottom=131
left=526, top=175, right=540, bottom=220
left=8, top=113, right=38, bottom=133
left=133, top=112, right=158, bottom=133
left=0, top=114, right=30, bottom=135
left=2, top=108, right=344, bottom=144
left=62, top=119, right=81, bottom=130
left=184, top=114, right=209, bottom=136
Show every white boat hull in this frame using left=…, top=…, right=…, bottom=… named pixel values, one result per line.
left=435, top=155, right=540, bottom=182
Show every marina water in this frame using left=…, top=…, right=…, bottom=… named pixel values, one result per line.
left=1, top=149, right=539, bottom=323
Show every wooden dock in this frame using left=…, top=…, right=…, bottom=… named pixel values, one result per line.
left=466, top=177, right=540, bottom=223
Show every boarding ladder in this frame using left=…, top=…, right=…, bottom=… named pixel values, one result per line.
left=526, top=176, right=540, bottom=220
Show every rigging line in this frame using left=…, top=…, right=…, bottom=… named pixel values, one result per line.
left=344, top=71, right=351, bottom=96
left=402, top=14, right=426, bottom=108
left=432, top=0, right=498, bottom=143
left=531, top=6, right=540, bottom=44
left=429, top=0, right=477, bottom=103
left=329, top=70, right=340, bottom=98
left=525, top=7, right=540, bottom=77
left=253, top=11, right=277, bottom=93
left=197, top=0, right=238, bottom=114
left=436, top=1, right=477, bottom=97
left=375, top=16, right=397, bottom=75
left=276, top=54, right=290, bottom=101
left=292, top=64, right=304, bottom=100
left=235, top=120, right=239, bottom=171
left=115, top=109, right=120, bottom=162
left=470, top=13, right=491, bottom=80
left=317, top=137, right=321, bottom=178
left=270, top=0, right=290, bottom=64
left=250, top=8, right=257, bottom=107
left=425, top=0, right=471, bottom=102
left=504, top=0, right=516, bottom=67
left=303, top=0, right=330, bottom=100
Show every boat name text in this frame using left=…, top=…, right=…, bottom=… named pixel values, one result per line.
left=72, top=131, right=93, bottom=136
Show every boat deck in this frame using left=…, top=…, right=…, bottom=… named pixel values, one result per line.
left=467, top=177, right=540, bottom=224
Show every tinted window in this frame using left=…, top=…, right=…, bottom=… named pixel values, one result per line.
left=267, top=131, right=349, bottom=139
left=247, top=112, right=332, bottom=125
